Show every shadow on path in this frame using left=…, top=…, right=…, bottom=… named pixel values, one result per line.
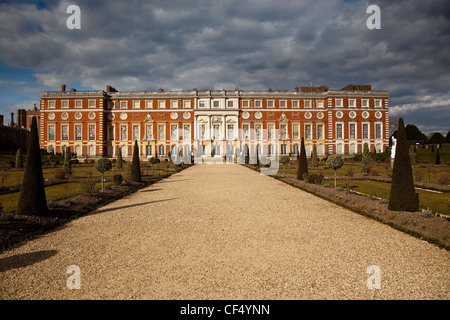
left=94, top=198, right=178, bottom=214
left=0, top=250, right=58, bottom=272
left=139, top=188, right=162, bottom=193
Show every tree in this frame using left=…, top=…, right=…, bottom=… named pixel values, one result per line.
left=149, top=156, right=160, bottom=175
left=280, top=155, right=290, bottom=175
left=311, top=144, right=318, bottom=168
left=326, top=154, right=344, bottom=188
left=16, top=117, right=48, bottom=216
left=428, top=132, right=445, bottom=146
left=95, top=158, right=112, bottom=191
left=435, top=148, right=441, bottom=165
left=15, top=148, right=23, bottom=169
left=297, top=138, right=308, bottom=180
left=130, top=140, right=142, bottom=182
left=116, top=147, right=123, bottom=169
left=362, top=143, right=371, bottom=173
left=388, top=118, right=419, bottom=212
left=405, top=124, right=427, bottom=143
left=63, top=147, right=72, bottom=177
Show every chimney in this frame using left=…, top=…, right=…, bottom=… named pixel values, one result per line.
left=295, top=87, right=300, bottom=92
left=10, top=112, right=14, bottom=126
left=0, top=115, right=3, bottom=126
left=62, top=84, right=66, bottom=92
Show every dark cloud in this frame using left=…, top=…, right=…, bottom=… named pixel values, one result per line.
left=0, top=0, right=449, bottom=133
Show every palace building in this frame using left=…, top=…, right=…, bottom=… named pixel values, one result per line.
left=39, top=84, right=389, bottom=159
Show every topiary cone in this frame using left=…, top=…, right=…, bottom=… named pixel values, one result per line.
left=130, top=140, right=142, bottom=182
left=16, top=117, right=48, bottom=216
left=297, top=137, right=308, bottom=180
left=388, top=118, right=419, bottom=211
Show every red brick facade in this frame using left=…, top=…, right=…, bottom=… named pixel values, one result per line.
left=40, top=84, right=389, bottom=159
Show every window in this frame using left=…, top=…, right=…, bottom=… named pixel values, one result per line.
left=171, top=100, right=178, bottom=109
left=213, top=124, right=220, bottom=140
left=292, top=144, right=299, bottom=155
left=335, top=99, right=343, bottom=107
left=61, top=125, right=69, bottom=141
left=227, top=124, right=234, bottom=140
left=158, top=101, right=166, bottom=109
left=108, top=126, right=114, bottom=141
left=305, top=124, right=312, bottom=140
left=255, top=124, right=262, bottom=140
left=200, top=124, right=206, bottom=140
left=268, top=144, right=274, bottom=156
left=336, top=123, right=343, bottom=140
left=62, top=100, right=69, bottom=109
left=293, top=124, right=300, bottom=140
left=268, top=124, right=275, bottom=140
left=316, top=100, right=324, bottom=108
left=292, top=100, right=299, bottom=108
left=349, top=99, right=356, bottom=108
left=158, top=145, right=165, bottom=156
left=183, top=100, right=191, bottom=108
left=362, top=99, right=369, bottom=108
left=158, top=125, right=165, bottom=140
left=183, top=125, right=191, bottom=140
left=88, top=125, right=96, bottom=141
left=48, top=101, right=55, bottom=109
left=375, top=123, right=382, bottom=139
left=170, top=125, right=178, bottom=141
left=213, top=101, right=220, bottom=108
left=226, top=100, right=233, bottom=108
left=349, top=123, right=356, bottom=139
left=199, top=101, right=206, bottom=108
left=304, top=100, right=312, bottom=108
left=281, top=144, right=287, bottom=155
left=145, top=125, right=153, bottom=140
left=267, top=100, right=274, bottom=108
left=317, top=124, right=324, bottom=140
left=133, top=101, right=141, bottom=109
left=242, top=100, right=249, bottom=108
left=243, top=124, right=249, bottom=139
left=132, top=125, right=140, bottom=141
left=362, top=123, right=369, bottom=139
left=280, top=101, right=286, bottom=108
left=375, top=99, right=382, bottom=108
left=48, top=125, right=55, bottom=141
left=146, top=145, right=152, bottom=156
left=120, top=125, right=128, bottom=141
left=75, top=100, right=82, bottom=108
left=280, top=124, right=287, bottom=140
left=108, top=101, right=114, bottom=109
left=255, top=100, right=262, bottom=108
left=75, top=125, right=82, bottom=141
left=145, top=101, right=153, bottom=109
left=89, top=100, right=96, bottom=108
left=89, top=146, right=96, bottom=156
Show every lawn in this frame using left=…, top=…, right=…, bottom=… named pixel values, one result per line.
left=334, top=179, right=450, bottom=215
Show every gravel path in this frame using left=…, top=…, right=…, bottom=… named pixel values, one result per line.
left=1, top=164, right=449, bottom=299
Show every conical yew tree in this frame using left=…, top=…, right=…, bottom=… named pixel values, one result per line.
left=297, top=137, right=308, bottom=180
left=130, top=140, right=142, bottom=182
left=388, top=118, right=419, bottom=211
left=16, top=117, right=48, bottom=216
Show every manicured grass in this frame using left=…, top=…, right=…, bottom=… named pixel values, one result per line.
left=415, top=147, right=450, bottom=164
left=0, top=182, right=109, bottom=214
left=335, top=179, right=450, bottom=215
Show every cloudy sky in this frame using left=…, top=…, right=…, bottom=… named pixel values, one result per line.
left=0, top=0, right=449, bottom=135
